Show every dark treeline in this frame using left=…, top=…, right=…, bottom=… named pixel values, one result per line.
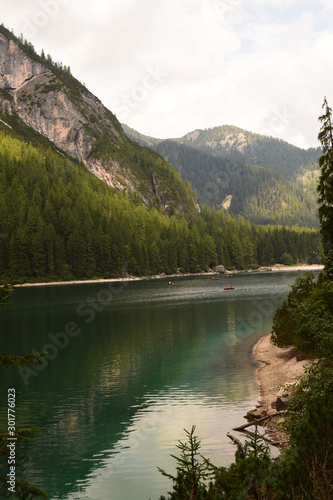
left=0, top=131, right=319, bottom=283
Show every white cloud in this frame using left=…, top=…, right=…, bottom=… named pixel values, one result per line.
left=249, top=0, right=298, bottom=8
left=0, top=0, right=332, bottom=148
left=319, top=0, right=333, bottom=12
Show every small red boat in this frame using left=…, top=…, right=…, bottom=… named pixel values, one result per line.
left=224, top=285, right=235, bottom=290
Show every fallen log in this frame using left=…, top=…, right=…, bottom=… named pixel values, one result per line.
left=232, top=414, right=272, bottom=431
left=232, top=411, right=285, bottom=432
left=270, top=440, right=289, bottom=447
left=226, top=433, right=242, bottom=446
left=241, top=428, right=287, bottom=447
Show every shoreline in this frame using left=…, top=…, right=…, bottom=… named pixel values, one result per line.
left=252, top=333, right=311, bottom=444
left=12, top=264, right=324, bottom=288
left=13, top=271, right=216, bottom=288
left=256, top=264, right=323, bottom=273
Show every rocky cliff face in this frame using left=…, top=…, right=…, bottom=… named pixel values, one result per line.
left=0, top=28, right=198, bottom=214
left=0, top=31, right=128, bottom=190
left=0, top=34, right=45, bottom=90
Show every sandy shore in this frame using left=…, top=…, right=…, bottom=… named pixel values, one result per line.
left=14, top=276, right=146, bottom=287
left=13, top=271, right=219, bottom=287
left=12, top=264, right=323, bottom=287
left=252, top=333, right=311, bottom=443
left=266, top=264, right=323, bottom=273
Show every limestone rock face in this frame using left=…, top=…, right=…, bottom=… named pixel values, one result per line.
left=0, top=34, right=45, bottom=90
left=0, top=32, right=138, bottom=194
left=0, top=29, right=200, bottom=215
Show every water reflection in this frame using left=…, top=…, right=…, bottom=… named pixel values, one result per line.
left=0, top=272, right=312, bottom=499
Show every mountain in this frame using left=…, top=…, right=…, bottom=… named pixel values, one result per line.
left=123, top=125, right=162, bottom=149
left=176, top=125, right=320, bottom=179
left=0, top=121, right=320, bottom=282
left=0, top=27, right=320, bottom=283
left=123, top=125, right=320, bottom=227
left=0, top=25, right=199, bottom=216
left=156, top=140, right=319, bottom=227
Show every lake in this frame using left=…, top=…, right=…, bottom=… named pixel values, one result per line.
left=0, top=271, right=313, bottom=499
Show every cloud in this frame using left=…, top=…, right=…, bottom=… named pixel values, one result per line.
left=0, top=0, right=332, bottom=147
left=319, top=0, right=333, bottom=12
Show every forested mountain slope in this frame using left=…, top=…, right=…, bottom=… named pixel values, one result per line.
left=0, top=25, right=198, bottom=216
left=177, top=125, right=320, bottom=178
left=156, top=140, right=319, bottom=227
left=123, top=125, right=320, bottom=227
left=0, top=26, right=321, bottom=283
left=0, top=125, right=320, bottom=282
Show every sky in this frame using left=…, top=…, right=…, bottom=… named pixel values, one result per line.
left=1, top=0, right=333, bottom=149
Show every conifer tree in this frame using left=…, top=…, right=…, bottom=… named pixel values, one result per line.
left=317, top=97, right=333, bottom=275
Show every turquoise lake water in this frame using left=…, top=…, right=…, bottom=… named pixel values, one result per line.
left=0, top=271, right=313, bottom=499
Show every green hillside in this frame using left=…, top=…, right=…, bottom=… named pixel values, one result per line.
left=0, top=26, right=321, bottom=282
left=123, top=125, right=320, bottom=227
left=156, top=140, right=319, bottom=227
left=0, top=24, right=199, bottom=217
left=178, top=125, right=320, bottom=179
left=0, top=125, right=320, bottom=283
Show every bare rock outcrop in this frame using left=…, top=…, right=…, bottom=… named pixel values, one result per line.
left=0, top=29, right=200, bottom=215
left=0, top=34, right=45, bottom=90
left=0, top=31, right=141, bottom=196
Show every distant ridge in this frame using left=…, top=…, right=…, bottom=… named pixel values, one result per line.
left=123, top=124, right=320, bottom=227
